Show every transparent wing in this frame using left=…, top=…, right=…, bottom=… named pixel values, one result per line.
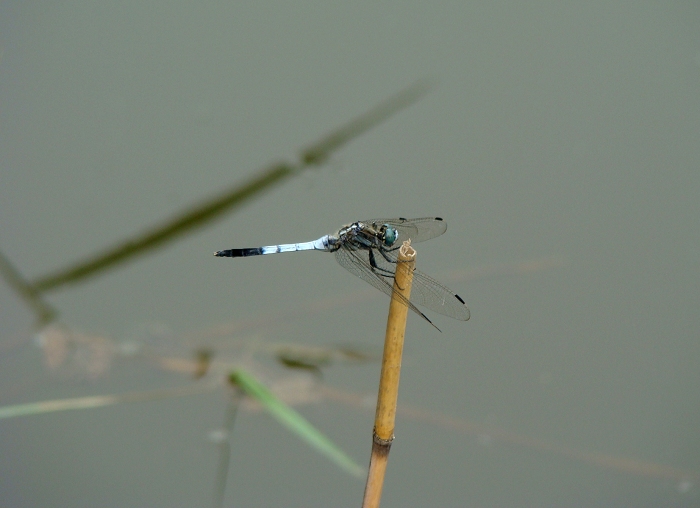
left=334, top=244, right=470, bottom=324
left=360, top=217, right=447, bottom=244
left=333, top=246, right=437, bottom=328
left=368, top=244, right=470, bottom=320
left=407, top=268, right=470, bottom=321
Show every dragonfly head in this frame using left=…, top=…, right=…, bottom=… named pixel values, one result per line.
left=381, top=224, right=399, bottom=247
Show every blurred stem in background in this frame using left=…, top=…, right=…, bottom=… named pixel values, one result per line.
left=28, top=81, right=432, bottom=301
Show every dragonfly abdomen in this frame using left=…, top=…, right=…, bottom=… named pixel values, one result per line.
left=214, top=236, right=331, bottom=258
left=214, top=248, right=264, bottom=257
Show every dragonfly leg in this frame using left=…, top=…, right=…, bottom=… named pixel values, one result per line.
left=367, top=248, right=396, bottom=279
left=377, top=246, right=401, bottom=265
left=367, top=247, right=441, bottom=331
left=385, top=243, right=402, bottom=254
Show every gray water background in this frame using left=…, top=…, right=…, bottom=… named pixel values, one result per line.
left=1, top=2, right=699, bottom=507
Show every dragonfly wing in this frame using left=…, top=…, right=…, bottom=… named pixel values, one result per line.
left=333, top=246, right=437, bottom=328
left=408, top=268, right=470, bottom=321
left=358, top=242, right=470, bottom=321
left=360, top=217, right=447, bottom=244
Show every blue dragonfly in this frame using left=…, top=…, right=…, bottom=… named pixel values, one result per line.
left=215, top=217, right=469, bottom=330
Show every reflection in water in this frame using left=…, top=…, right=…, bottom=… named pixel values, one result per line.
left=17, top=255, right=697, bottom=496
left=35, top=324, right=116, bottom=380
left=25, top=314, right=700, bottom=491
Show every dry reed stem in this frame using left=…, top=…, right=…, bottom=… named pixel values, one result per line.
left=362, top=241, right=415, bottom=508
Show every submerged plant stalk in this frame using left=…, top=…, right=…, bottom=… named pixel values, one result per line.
left=0, top=249, right=56, bottom=326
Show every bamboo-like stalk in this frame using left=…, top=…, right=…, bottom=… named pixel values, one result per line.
left=362, top=241, right=415, bottom=508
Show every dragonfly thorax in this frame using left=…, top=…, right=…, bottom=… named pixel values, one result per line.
left=338, top=221, right=400, bottom=250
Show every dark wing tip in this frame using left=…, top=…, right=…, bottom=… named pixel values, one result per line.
left=435, top=217, right=444, bottom=221
left=455, top=294, right=471, bottom=321
left=424, top=313, right=442, bottom=332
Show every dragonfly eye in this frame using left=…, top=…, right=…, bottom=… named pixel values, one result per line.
left=382, top=225, right=398, bottom=246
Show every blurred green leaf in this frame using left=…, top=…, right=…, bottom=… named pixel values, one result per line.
left=229, top=369, right=365, bottom=478
left=0, top=384, right=216, bottom=420
left=32, top=163, right=294, bottom=293
left=300, top=78, right=432, bottom=165
left=30, top=81, right=432, bottom=296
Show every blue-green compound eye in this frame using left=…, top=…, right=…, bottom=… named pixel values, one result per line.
left=383, top=225, right=398, bottom=246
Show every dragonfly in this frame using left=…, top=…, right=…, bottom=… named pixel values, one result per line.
left=214, top=217, right=470, bottom=330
